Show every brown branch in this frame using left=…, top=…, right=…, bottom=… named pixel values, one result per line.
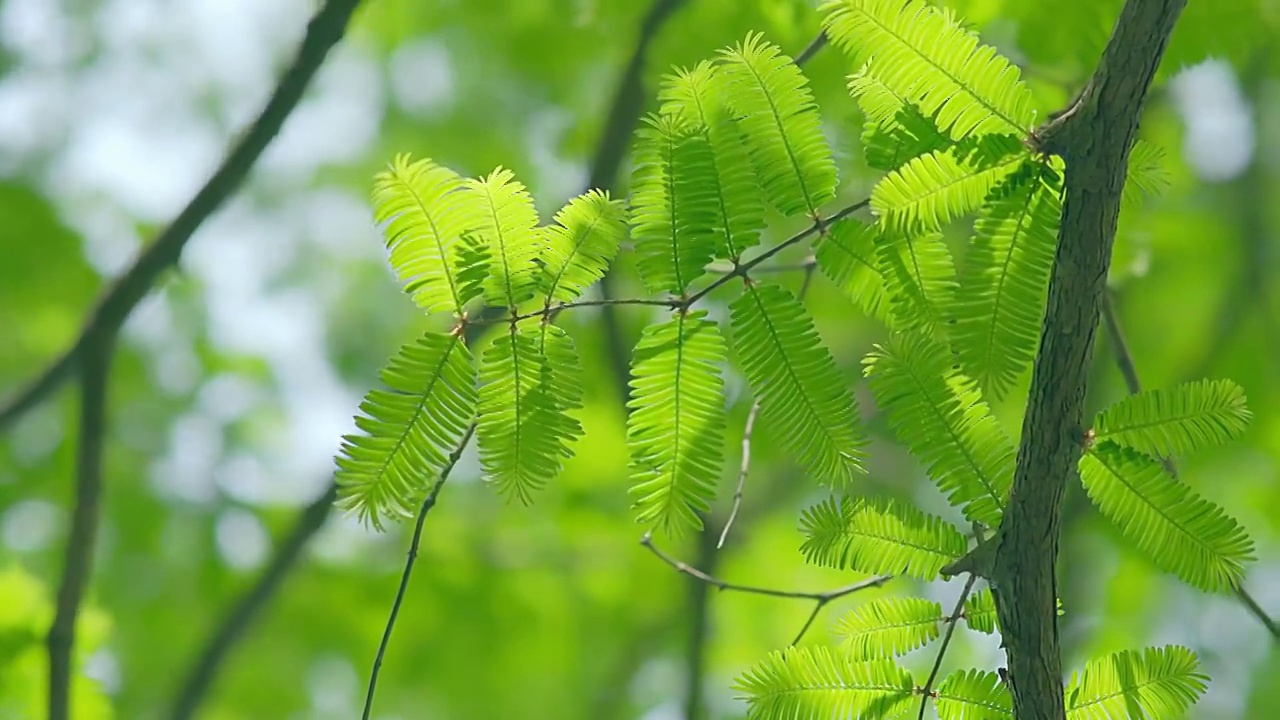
left=167, top=483, right=338, bottom=720
left=0, top=0, right=363, bottom=434
left=362, top=425, right=476, bottom=720
left=46, top=329, right=116, bottom=720
left=987, top=1, right=1188, bottom=718
left=640, top=533, right=890, bottom=636
left=1102, top=290, right=1279, bottom=643
left=918, top=573, right=980, bottom=720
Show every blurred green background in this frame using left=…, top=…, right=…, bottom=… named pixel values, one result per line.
left=0, top=0, right=1277, bottom=717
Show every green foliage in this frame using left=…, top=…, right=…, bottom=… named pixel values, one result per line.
left=1078, top=442, right=1254, bottom=592
left=1092, top=379, right=1252, bottom=459
left=630, top=114, right=720, bottom=295
left=962, top=588, right=997, bottom=634
left=466, top=168, right=542, bottom=307
left=373, top=155, right=481, bottom=316
left=336, top=331, right=477, bottom=528
left=539, top=190, right=627, bottom=304
left=833, top=596, right=942, bottom=659
left=875, top=229, right=956, bottom=332
left=934, top=669, right=1012, bottom=720
left=717, top=33, right=838, bottom=217
left=1064, top=646, right=1208, bottom=720
left=822, top=0, right=1036, bottom=140
left=951, top=163, right=1062, bottom=398
left=799, top=495, right=968, bottom=580
left=863, top=332, right=1014, bottom=527
left=626, top=312, right=727, bottom=533
left=871, top=144, right=1025, bottom=235
left=659, top=62, right=766, bottom=261
left=735, top=647, right=915, bottom=720
left=730, top=283, right=865, bottom=485
left=813, top=218, right=894, bottom=324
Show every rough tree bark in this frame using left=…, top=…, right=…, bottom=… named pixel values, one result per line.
left=943, top=1, right=1187, bottom=718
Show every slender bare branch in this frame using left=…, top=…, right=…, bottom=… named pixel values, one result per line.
left=1102, top=290, right=1279, bottom=642
left=362, top=425, right=476, bottom=720
left=167, top=483, right=338, bottom=720
left=918, top=573, right=980, bottom=719
left=46, top=329, right=116, bottom=720
left=0, top=0, right=364, bottom=434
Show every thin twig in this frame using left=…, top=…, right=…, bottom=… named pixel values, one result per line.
left=0, top=0, right=363, bottom=435
left=168, top=483, right=338, bottom=720
left=641, top=532, right=891, bottom=644
left=46, top=329, right=116, bottom=720
left=683, top=199, right=867, bottom=307
left=506, top=297, right=680, bottom=324
left=717, top=402, right=759, bottom=550
left=1102, top=289, right=1279, bottom=642
left=918, top=573, right=980, bottom=719
left=717, top=264, right=819, bottom=549
left=362, top=425, right=476, bottom=720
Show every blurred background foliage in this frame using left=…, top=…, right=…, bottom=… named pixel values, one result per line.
left=0, top=0, right=1277, bottom=718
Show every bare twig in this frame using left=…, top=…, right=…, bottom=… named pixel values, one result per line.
left=167, top=483, right=338, bottom=720
left=46, top=329, right=116, bottom=720
left=0, top=0, right=364, bottom=434
left=717, top=263, right=818, bottom=549
left=362, top=425, right=476, bottom=720
left=683, top=199, right=867, bottom=307
left=641, top=532, right=891, bottom=642
left=507, top=297, right=680, bottom=324
left=1102, top=290, right=1279, bottom=642
left=918, top=573, right=979, bottom=719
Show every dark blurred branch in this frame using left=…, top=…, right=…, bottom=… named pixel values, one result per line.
left=794, top=31, right=829, bottom=67
left=1102, top=290, right=1279, bottom=642
left=589, top=0, right=690, bottom=397
left=362, top=425, right=476, bottom=720
left=46, top=328, right=116, bottom=720
left=167, top=483, right=338, bottom=720
left=0, top=0, right=363, bottom=434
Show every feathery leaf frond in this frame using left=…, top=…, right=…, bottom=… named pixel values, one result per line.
left=1064, top=646, right=1208, bottom=720
left=951, top=162, right=1061, bottom=398
left=1122, top=139, right=1171, bottom=210
left=539, top=190, right=627, bottom=304
left=731, top=283, right=865, bottom=485
left=799, top=495, right=968, bottom=580
left=718, top=33, right=838, bottom=217
left=822, top=0, right=1036, bottom=141
left=1079, top=442, right=1254, bottom=592
left=834, top=596, right=943, bottom=659
left=630, top=114, right=719, bottom=294
left=1093, top=379, right=1251, bottom=459
left=814, top=218, right=894, bottom=325
left=876, top=230, right=956, bottom=333
left=872, top=145, right=1025, bottom=235
left=373, top=155, right=483, bottom=316
left=659, top=61, right=767, bottom=260
left=735, top=647, right=916, bottom=720
left=935, top=669, right=1013, bottom=720
left=477, top=325, right=582, bottom=503
left=864, top=332, right=1014, bottom=527
left=336, top=332, right=477, bottom=529
left=626, top=312, right=728, bottom=534
left=962, top=588, right=998, bottom=634
left=463, top=168, right=542, bottom=308
left=849, top=66, right=952, bottom=172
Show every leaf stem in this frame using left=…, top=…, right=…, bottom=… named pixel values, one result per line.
left=640, top=532, right=890, bottom=644
left=362, top=425, right=476, bottom=720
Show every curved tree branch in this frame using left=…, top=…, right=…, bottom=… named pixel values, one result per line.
left=984, top=1, right=1187, bottom=718
left=167, top=483, right=338, bottom=720
left=46, top=328, right=116, bottom=720
left=0, top=0, right=364, bottom=434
